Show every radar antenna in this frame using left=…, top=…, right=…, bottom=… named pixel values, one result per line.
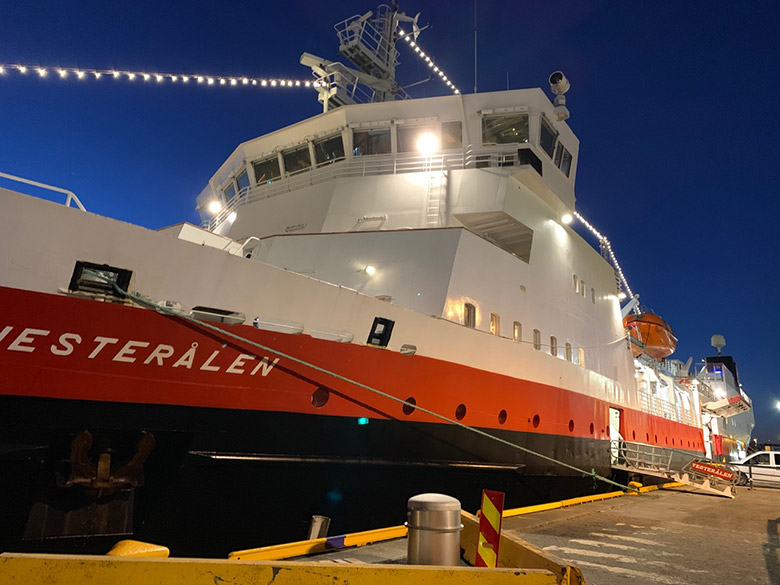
left=301, top=3, right=423, bottom=111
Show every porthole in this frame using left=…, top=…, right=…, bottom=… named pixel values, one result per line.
left=632, top=430, right=636, bottom=440
left=568, top=419, right=574, bottom=433
left=498, top=409, right=508, bottom=425
left=311, top=387, right=330, bottom=408
left=654, top=434, right=658, bottom=444
left=671, top=438, right=674, bottom=446
left=532, top=414, right=540, bottom=428
left=589, top=422, right=594, bottom=435
left=402, top=397, right=416, bottom=416
left=646, top=432, right=650, bottom=442
left=455, top=403, right=467, bottom=420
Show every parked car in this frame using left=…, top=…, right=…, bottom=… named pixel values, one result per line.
left=732, top=450, right=780, bottom=487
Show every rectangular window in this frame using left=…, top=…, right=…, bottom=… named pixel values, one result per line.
left=314, top=134, right=345, bottom=166
left=490, top=313, right=500, bottom=336
left=464, top=303, right=476, bottom=328
left=578, top=347, right=586, bottom=367
left=397, top=125, right=435, bottom=153
left=591, top=288, right=596, bottom=303
left=580, top=280, right=586, bottom=297
left=223, top=182, right=236, bottom=200
left=565, top=343, right=572, bottom=361
left=533, top=329, right=541, bottom=350
left=560, top=147, right=573, bottom=177
left=236, top=170, right=250, bottom=194
left=513, top=321, right=522, bottom=343
left=253, top=156, right=281, bottom=184
left=353, top=128, right=391, bottom=155
left=482, top=114, right=529, bottom=145
left=539, top=117, right=558, bottom=158
left=550, top=336, right=558, bottom=357
left=282, top=144, right=311, bottom=175
left=442, top=121, right=463, bottom=149
left=554, top=142, right=564, bottom=167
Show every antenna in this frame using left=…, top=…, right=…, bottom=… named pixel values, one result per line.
left=473, top=0, right=478, bottom=93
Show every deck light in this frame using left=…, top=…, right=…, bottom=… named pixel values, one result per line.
left=93, top=71, right=101, bottom=79
left=18, top=66, right=27, bottom=73
left=143, top=73, right=150, bottom=81
left=58, top=69, right=67, bottom=78
left=227, top=211, right=237, bottom=222
left=775, top=400, right=780, bottom=411
left=561, top=213, right=573, bottom=224
left=617, top=292, right=627, bottom=300
left=156, top=74, right=163, bottom=82
left=364, top=265, right=377, bottom=276
left=416, top=132, right=439, bottom=156
left=207, top=200, right=222, bottom=214
left=76, top=70, right=85, bottom=79
left=37, top=68, right=47, bottom=77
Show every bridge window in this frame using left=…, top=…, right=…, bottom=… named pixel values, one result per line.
left=252, top=155, right=281, bottom=184
left=282, top=144, right=311, bottom=175
left=565, top=343, right=572, bottom=361
left=397, top=125, right=435, bottom=153
left=314, top=134, right=345, bottom=166
left=533, top=329, right=541, bottom=350
left=550, top=336, right=558, bottom=357
left=513, top=321, right=522, bottom=343
left=353, top=128, right=391, bottom=155
left=442, top=121, right=463, bottom=149
left=236, top=170, right=250, bottom=194
left=539, top=116, right=558, bottom=158
left=482, top=113, right=529, bottom=145
left=223, top=182, right=236, bottom=200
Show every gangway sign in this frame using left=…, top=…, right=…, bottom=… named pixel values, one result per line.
left=690, top=460, right=735, bottom=481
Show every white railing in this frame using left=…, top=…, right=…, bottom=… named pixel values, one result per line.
left=204, top=144, right=525, bottom=231
left=638, top=391, right=690, bottom=423
left=0, top=170, right=86, bottom=211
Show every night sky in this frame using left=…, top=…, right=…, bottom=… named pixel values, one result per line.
left=1, top=1, right=778, bottom=441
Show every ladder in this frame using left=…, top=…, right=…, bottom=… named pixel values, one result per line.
left=424, top=159, right=446, bottom=228
left=611, top=440, right=736, bottom=498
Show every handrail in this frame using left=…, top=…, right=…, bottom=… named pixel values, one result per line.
left=204, top=144, right=524, bottom=231
left=0, top=170, right=87, bottom=211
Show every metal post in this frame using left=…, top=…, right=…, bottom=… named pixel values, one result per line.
left=406, top=493, right=462, bottom=566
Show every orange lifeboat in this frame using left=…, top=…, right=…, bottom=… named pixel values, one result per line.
left=623, top=313, right=678, bottom=360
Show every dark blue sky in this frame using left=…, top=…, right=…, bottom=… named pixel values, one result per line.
left=1, top=1, right=778, bottom=441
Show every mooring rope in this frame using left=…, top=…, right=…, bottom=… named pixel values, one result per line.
left=114, top=283, right=635, bottom=492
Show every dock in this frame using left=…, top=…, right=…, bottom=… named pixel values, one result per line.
left=1, top=484, right=778, bottom=584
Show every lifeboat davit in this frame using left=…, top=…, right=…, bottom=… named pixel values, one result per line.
left=624, top=313, right=678, bottom=360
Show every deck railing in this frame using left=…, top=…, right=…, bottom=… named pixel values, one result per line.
left=0, top=170, right=86, bottom=211
left=204, top=144, right=525, bottom=231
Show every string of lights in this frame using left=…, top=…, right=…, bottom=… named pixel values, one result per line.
left=397, top=30, right=460, bottom=95
left=573, top=210, right=636, bottom=303
left=0, top=63, right=320, bottom=89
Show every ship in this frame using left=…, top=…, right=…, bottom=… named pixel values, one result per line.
left=0, top=4, right=754, bottom=557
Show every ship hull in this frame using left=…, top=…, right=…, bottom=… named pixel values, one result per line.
left=0, top=283, right=706, bottom=553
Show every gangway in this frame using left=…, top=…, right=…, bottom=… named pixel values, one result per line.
left=611, top=440, right=736, bottom=498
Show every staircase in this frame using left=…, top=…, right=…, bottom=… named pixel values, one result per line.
left=611, top=440, right=736, bottom=498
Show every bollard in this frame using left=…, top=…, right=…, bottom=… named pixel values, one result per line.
left=307, top=515, right=331, bottom=540
left=406, top=493, right=463, bottom=566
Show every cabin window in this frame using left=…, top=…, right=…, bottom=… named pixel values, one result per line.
left=580, top=280, right=586, bottom=297
left=314, top=134, right=345, bottom=166
left=397, top=125, right=435, bottom=153
left=565, top=343, right=572, bottom=361
left=282, top=144, right=311, bottom=175
left=223, top=182, right=236, bottom=200
left=353, top=128, right=391, bottom=155
left=550, top=336, right=558, bottom=357
left=253, top=156, right=281, bottom=184
left=490, top=313, right=500, bottom=336
left=482, top=113, right=529, bottom=145
left=539, top=116, right=558, bottom=158
left=591, top=287, right=596, bottom=303
left=464, top=303, right=476, bottom=328
left=572, top=274, right=578, bottom=292
left=533, top=329, right=541, bottom=350
left=578, top=347, right=586, bottom=367
left=513, top=321, right=522, bottom=343
left=442, top=121, right=463, bottom=149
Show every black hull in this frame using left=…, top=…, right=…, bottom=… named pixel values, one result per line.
left=1, top=396, right=617, bottom=557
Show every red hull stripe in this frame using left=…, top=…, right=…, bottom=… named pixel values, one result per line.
left=0, top=286, right=704, bottom=451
